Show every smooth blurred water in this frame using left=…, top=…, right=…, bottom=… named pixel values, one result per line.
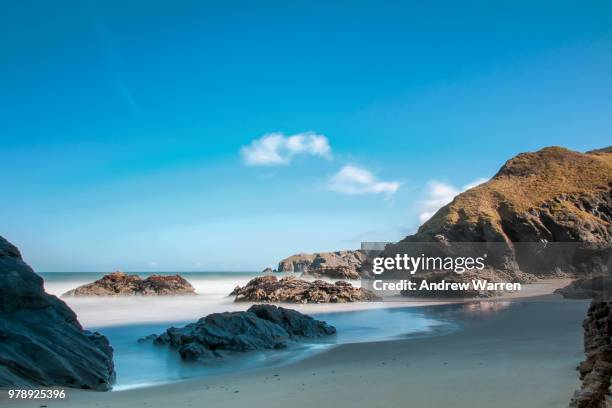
left=39, top=272, right=452, bottom=390
left=91, top=307, right=452, bottom=390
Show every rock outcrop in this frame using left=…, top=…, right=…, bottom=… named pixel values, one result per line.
left=0, top=236, right=115, bottom=390
left=278, top=250, right=367, bottom=277
left=376, top=147, right=612, bottom=286
left=62, top=272, right=196, bottom=297
left=570, top=301, right=612, bottom=408
left=230, top=275, right=380, bottom=303
left=409, top=146, right=612, bottom=245
left=304, top=265, right=361, bottom=280
left=148, top=305, right=336, bottom=361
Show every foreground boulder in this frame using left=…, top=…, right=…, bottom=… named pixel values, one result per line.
left=0, top=236, right=115, bottom=390
left=62, top=271, right=196, bottom=297
left=570, top=301, right=612, bottom=408
left=148, top=305, right=336, bottom=361
left=230, top=275, right=380, bottom=303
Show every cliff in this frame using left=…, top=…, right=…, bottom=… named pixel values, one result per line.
left=408, top=146, right=612, bottom=244
left=0, top=236, right=115, bottom=390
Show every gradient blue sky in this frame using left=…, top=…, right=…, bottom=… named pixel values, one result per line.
left=1, top=0, right=611, bottom=271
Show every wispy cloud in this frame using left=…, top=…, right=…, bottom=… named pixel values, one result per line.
left=418, top=178, right=487, bottom=223
left=327, top=165, right=400, bottom=196
left=241, top=132, right=332, bottom=166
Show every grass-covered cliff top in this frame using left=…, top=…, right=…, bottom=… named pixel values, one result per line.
left=416, top=146, right=612, bottom=238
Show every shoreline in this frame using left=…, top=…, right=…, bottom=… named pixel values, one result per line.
left=4, top=292, right=588, bottom=408
left=56, top=277, right=572, bottom=328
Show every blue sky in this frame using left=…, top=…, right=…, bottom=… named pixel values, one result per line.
left=1, top=0, right=611, bottom=271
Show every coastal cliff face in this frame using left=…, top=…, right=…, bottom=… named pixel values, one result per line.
left=571, top=301, right=612, bottom=408
left=407, top=146, right=612, bottom=245
left=0, top=236, right=115, bottom=390
left=275, top=147, right=612, bottom=282
left=377, top=147, right=612, bottom=283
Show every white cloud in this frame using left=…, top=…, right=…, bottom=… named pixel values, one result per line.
left=327, top=165, right=400, bottom=196
left=241, top=132, right=332, bottom=166
left=463, top=177, right=488, bottom=191
left=418, top=178, right=487, bottom=223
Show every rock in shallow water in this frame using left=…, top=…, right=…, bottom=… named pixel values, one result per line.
left=146, top=305, right=336, bottom=362
left=230, top=275, right=380, bottom=303
left=0, top=236, right=115, bottom=390
left=62, top=271, right=196, bottom=297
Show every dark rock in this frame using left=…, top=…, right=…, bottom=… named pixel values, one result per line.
left=262, top=267, right=274, bottom=274
left=157, top=312, right=290, bottom=352
left=570, top=301, right=612, bottom=408
left=137, top=334, right=158, bottom=343
left=150, top=305, right=336, bottom=362
left=230, top=275, right=380, bottom=303
left=247, top=304, right=336, bottom=337
left=62, top=272, right=196, bottom=297
left=178, top=343, right=220, bottom=361
left=0, top=236, right=115, bottom=390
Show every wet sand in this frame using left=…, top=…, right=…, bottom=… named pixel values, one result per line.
left=3, top=296, right=589, bottom=408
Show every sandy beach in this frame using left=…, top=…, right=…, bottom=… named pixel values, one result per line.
left=2, top=285, right=588, bottom=408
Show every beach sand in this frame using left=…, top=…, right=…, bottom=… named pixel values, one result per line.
left=3, top=285, right=588, bottom=408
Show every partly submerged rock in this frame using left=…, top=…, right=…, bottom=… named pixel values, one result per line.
left=148, top=305, right=336, bottom=362
left=0, top=236, right=115, bottom=390
left=247, top=304, right=336, bottom=337
left=570, top=301, right=612, bottom=408
left=230, top=275, right=380, bottom=303
left=261, top=267, right=274, bottom=274
left=62, top=272, right=196, bottom=297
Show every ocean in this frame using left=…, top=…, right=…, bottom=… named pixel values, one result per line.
left=40, top=272, right=453, bottom=390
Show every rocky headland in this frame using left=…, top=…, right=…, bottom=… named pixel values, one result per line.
left=62, top=271, right=196, bottom=297
left=230, top=275, right=379, bottom=303
left=370, top=146, right=612, bottom=298
left=273, top=147, right=612, bottom=298
left=0, top=236, right=115, bottom=390
left=146, top=304, right=336, bottom=362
